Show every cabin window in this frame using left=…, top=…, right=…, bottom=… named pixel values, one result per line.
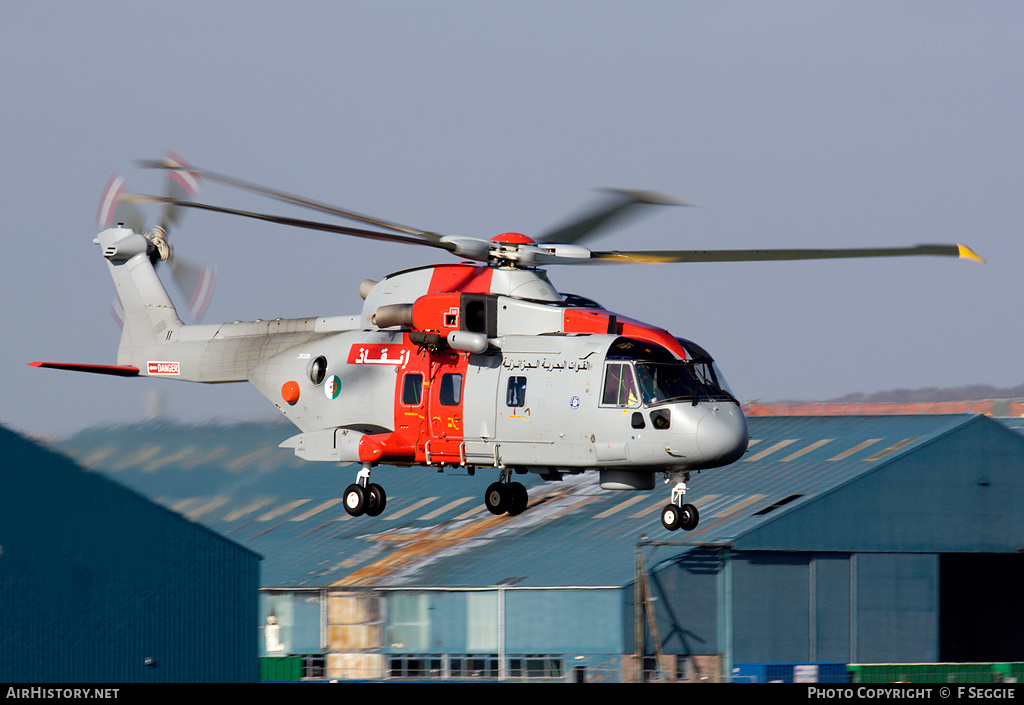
left=602, top=363, right=639, bottom=407
left=506, top=376, right=527, bottom=407
left=439, top=373, right=463, bottom=406
left=402, top=373, right=423, bottom=405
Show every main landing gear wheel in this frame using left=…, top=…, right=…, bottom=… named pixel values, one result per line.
left=485, top=482, right=509, bottom=515
left=507, top=482, right=528, bottom=516
left=661, top=504, right=681, bottom=531
left=365, top=483, right=387, bottom=517
left=679, top=502, right=699, bottom=531
left=661, top=503, right=699, bottom=532
left=344, top=483, right=367, bottom=516
left=344, top=465, right=388, bottom=518
left=661, top=472, right=697, bottom=532
left=484, top=480, right=529, bottom=516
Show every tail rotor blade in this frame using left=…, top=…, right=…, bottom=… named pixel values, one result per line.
left=158, top=151, right=202, bottom=233
left=170, top=256, right=217, bottom=322
left=98, top=173, right=146, bottom=233
left=110, top=296, right=125, bottom=329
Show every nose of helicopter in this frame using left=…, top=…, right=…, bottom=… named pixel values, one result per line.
left=695, top=405, right=749, bottom=466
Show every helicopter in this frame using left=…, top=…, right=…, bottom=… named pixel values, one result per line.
left=30, top=155, right=984, bottom=532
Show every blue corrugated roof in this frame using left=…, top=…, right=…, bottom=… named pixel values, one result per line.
left=54, top=414, right=995, bottom=589
left=999, top=416, right=1024, bottom=434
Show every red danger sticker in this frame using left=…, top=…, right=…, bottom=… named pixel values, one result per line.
left=147, top=361, right=180, bottom=375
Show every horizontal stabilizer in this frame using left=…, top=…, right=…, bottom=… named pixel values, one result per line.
left=28, top=361, right=140, bottom=377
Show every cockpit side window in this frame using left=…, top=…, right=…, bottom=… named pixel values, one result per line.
left=602, top=362, right=640, bottom=407
left=506, top=376, right=527, bottom=407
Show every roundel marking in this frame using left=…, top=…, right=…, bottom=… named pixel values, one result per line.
left=325, top=375, right=342, bottom=400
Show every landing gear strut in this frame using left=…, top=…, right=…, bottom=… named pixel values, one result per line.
left=660, top=471, right=698, bottom=532
left=344, top=464, right=387, bottom=517
left=484, top=468, right=529, bottom=516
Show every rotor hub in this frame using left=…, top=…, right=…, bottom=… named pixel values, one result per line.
left=490, top=232, right=535, bottom=245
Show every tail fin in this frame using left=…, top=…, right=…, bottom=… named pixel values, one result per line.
left=95, top=227, right=183, bottom=363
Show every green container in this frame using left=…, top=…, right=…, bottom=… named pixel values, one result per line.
left=260, top=656, right=304, bottom=682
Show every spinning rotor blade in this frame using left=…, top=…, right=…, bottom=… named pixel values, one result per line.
left=97, top=173, right=145, bottom=233
left=139, top=158, right=444, bottom=242
left=537, top=189, right=695, bottom=245
left=589, top=243, right=985, bottom=264
left=157, top=151, right=201, bottom=233
left=171, top=255, right=217, bottom=322
left=120, top=194, right=460, bottom=254
left=148, top=153, right=217, bottom=322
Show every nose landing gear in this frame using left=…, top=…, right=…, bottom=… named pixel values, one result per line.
left=484, top=468, right=529, bottom=516
left=660, top=472, right=699, bottom=532
left=344, top=464, right=388, bottom=517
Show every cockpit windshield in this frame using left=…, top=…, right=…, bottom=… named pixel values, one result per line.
left=604, top=337, right=737, bottom=406
left=633, top=360, right=735, bottom=405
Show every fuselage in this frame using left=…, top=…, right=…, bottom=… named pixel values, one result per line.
left=257, top=263, right=750, bottom=486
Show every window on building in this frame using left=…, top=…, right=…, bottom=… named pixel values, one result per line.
left=508, top=654, right=564, bottom=680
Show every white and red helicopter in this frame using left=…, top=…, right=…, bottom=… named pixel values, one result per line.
left=31, top=156, right=983, bottom=531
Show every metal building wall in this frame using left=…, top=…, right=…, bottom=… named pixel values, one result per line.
left=854, top=553, right=938, bottom=663
left=649, top=550, right=940, bottom=669
left=506, top=589, right=622, bottom=653
left=383, top=587, right=622, bottom=654
left=641, top=547, right=722, bottom=655
left=813, top=553, right=853, bottom=662
left=732, top=552, right=812, bottom=662
left=0, top=426, right=259, bottom=682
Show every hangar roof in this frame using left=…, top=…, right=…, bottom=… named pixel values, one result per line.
left=53, top=414, right=1024, bottom=589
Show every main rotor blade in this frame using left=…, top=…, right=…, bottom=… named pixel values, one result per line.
left=537, top=189, right=695, bottom=245
left=590, top=243, right=985, bottom=264
left=121, top=194, right=458, bottom=253
left=139, top=159, right=443, bottom=242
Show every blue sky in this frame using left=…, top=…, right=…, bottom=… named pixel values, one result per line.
left=3, top=2, right=1021, bottom=435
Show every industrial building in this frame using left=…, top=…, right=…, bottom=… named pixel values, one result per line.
left=0, top=424, right=259, bottom=683
left=50, top=413, right=1024, bottom=682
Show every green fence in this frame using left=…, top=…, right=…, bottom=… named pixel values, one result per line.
left=849, top=663, right=1023, bottom=684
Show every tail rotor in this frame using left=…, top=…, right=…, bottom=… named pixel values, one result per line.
left=98, top=152, right=216, bottom=323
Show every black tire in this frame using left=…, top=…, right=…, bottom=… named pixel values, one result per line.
left=365, top=483, right=387, bottom=517
left=661, top=504, right=681, bottom=531
left=680, top=503, right=699, bottom=531
left=344, top=483, right=366, bottom=516
left=485, top=482, right=509, bottom=515
left=507, top=482, right=529, bottom=516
